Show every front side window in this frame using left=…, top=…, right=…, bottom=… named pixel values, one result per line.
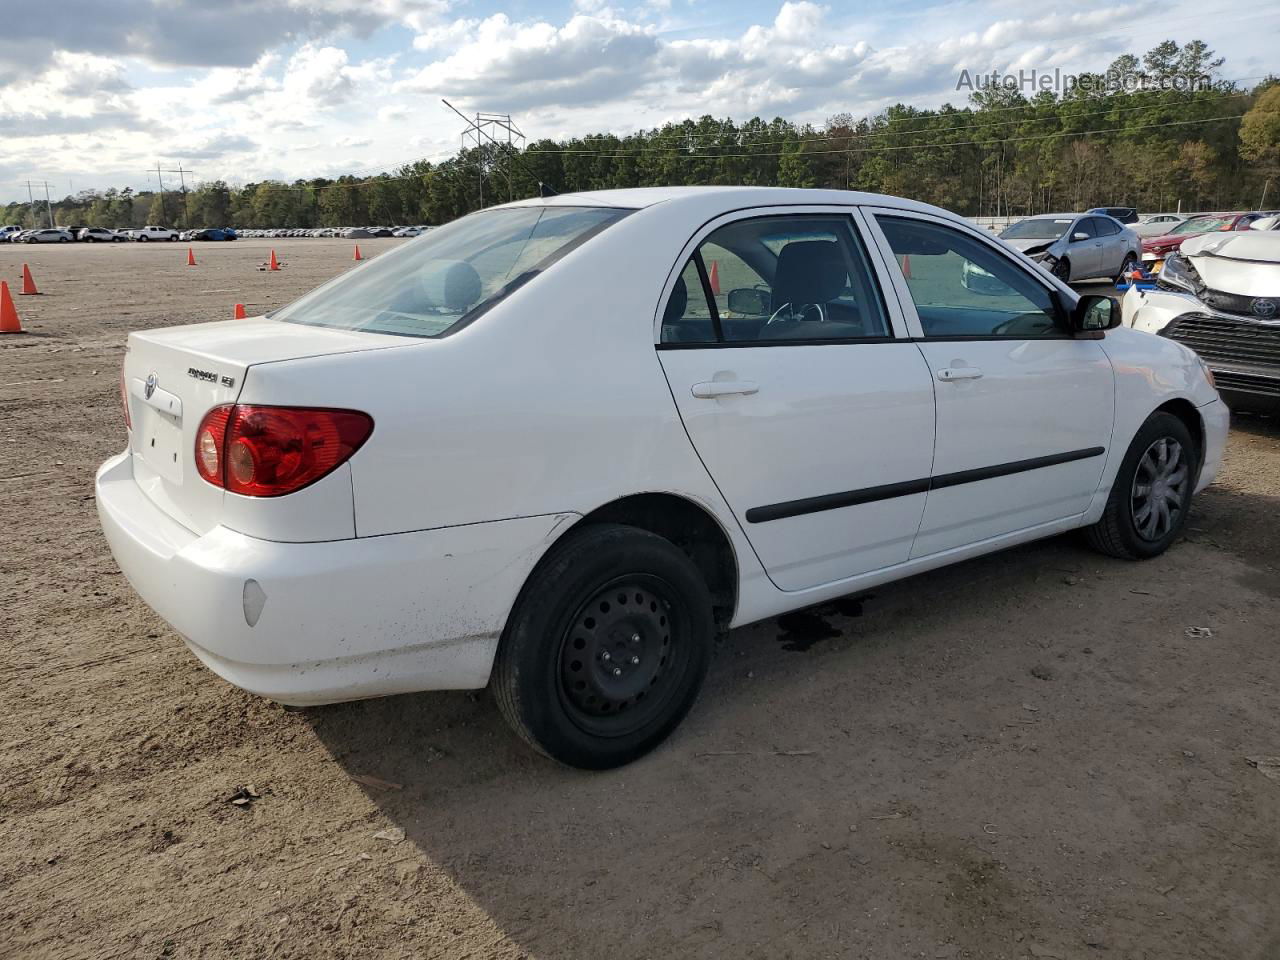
left=660, top=214, right=890, bottom=345
left=876, top=216, right=1063, bottom=339
left=275, top=206, right=629, bottom=337
left=1093, top=218, right=1121, bottom=237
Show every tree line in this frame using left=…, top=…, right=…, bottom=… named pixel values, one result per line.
left=5, top=40, right=1278, bottom=231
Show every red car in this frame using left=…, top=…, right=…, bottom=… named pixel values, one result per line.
left=1141, top=211, right=1277, bottom=271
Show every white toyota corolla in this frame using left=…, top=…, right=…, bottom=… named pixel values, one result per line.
left=98, top=187, right=1228, bottom=768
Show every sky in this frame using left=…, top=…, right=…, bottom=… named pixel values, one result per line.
left=1, top=0, right=1276, bottom=203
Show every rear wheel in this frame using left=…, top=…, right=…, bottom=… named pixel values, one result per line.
left=138, top=235, right=149, bottom=242
left=492, top=523, right=714, bottom=769
left=1085, top=411, right=1197, bottom=559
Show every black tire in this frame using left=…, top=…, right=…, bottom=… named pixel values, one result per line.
left=1115, top=253, right=1137, bottom=283
left=1052, top=258, right=1071, bottom=283
left=492, top=523, right=714, bottom=769
left=138, top=235, right=149, bottom=242
left=1085, top=411, right=1197, bottom=560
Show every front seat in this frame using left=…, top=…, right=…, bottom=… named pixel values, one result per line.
left=770, top=241, right=847, bottom=318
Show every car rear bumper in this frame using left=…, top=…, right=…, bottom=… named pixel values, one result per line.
left=96, top=452, right=576, bottom=705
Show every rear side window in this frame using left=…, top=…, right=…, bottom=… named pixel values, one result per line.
left=274, top=206, right=630, bottom=338
left=660, top=214, right=890, bottom=345
left=876, top=216, right=1062, bottom=339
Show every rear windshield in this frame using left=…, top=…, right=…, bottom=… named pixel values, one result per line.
left=274, top=205, right=630, bottom=337
left=1000, top=218, right=1072, bottom=240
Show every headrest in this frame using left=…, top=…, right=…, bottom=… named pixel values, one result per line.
left=772, top=241, right=847, bottom=309
left=419, top=259, right=482, bottom=312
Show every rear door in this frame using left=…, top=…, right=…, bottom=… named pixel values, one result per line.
left=867, top=210, right=1114, bottom=557
left=1091, top=217, right=1125, bottom=276
left=656, top=207, right=936, bottom=592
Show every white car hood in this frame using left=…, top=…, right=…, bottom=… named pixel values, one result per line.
left=1182, top=231, right=1280, bottom=294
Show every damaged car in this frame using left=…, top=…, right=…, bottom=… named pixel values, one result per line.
left=989, top=213, right=1139, bottom=284
left=1123, top=229, right=1280, bottom=413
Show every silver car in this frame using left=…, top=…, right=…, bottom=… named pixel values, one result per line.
left=995, top=213, right=1140, bottom=284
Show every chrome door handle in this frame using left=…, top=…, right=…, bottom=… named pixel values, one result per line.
left=936, top=367, right=983, bottom=382
left=691, top=380, right=759, bottom=398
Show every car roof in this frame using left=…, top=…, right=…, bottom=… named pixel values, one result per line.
left=493, top=185, right=959, bottom=219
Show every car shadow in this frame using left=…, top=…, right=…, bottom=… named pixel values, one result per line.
left=306, top=495, right=1280, bottom=958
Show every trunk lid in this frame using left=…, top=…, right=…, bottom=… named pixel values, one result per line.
left=123, top=317, right=411, bottom=534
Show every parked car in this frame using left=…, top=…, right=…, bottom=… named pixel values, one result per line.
left=994, top=213, right=1140, bottom=283
left=24, top=228, right=74, bottom=243
left=131, top=225, right=179, bottom=242
left=1249, top=215, right=1280, bottom=231
left=79, top=226, right=123, bottom=242
left=1123, top=229, right=1280, bottom=413
left=9, top=229, right=35, bottom=243
left=342, top=227, right=373, bottom=239
left=189, top=228, right=236, bottom=241
left=0, top=225, right=23, bottom=242
left=97, top=187, right=1226, bottom=769
left=1087, top=206, right=1139, bottom=225
left=1140, top=212, right=1280, bottom=273
left=1133, top=213, right=1188, bottom=238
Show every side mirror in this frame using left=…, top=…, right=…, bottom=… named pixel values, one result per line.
left=1071, top=231, right=1090, bottom=242
left=1071, top=295, right=1121, bottom=336
left=726, top=287, right=770, bottom=316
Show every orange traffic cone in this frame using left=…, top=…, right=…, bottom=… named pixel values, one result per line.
left=0, top=281, right=23, bottom=334
left=187, top=247, right=197, bottom=266
left=20, top=263, right=39, bottom=295
left=233, top=303, right=247, bottom=320
left=353, top=244, right=363, bottom=261
left=708, top=259, right=721, bottom=295
left=901, top=254, right=912, bottom=279
left=269, top=250, right=280, bottom=271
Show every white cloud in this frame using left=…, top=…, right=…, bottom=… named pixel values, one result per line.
left=0, top=0, right=1272, bottom=202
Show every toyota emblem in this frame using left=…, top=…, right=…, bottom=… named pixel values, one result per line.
left=1252, top=298, right=1278, bottom=319
left=144, top=372, right=158, bottom=400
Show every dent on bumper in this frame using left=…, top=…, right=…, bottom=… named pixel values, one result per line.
left=96, top=452, right=577, bottom=704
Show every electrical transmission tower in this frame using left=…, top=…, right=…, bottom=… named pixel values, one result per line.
left=147, top=162, right=195, bottom=227
left=442, top=100, right=526, bottom=207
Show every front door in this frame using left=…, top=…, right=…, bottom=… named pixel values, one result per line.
left=656, top=209, right=936, bottom=592
left=869, top=211, right=1115, bottom=558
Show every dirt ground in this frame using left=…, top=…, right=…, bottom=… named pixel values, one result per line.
left=2, top=239, right=1279, bottom=960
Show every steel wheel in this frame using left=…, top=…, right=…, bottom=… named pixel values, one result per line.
left=1130, top=436, right=1189, bottom=542
left=557, top=574, right=686, bottom=738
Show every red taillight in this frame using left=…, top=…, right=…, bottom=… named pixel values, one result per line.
left=194, top=404, right=373, bottom=497
left=120, top=367, right=132, bottom=431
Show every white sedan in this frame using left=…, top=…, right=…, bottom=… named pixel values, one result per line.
left=97, top=187, right=1228, bottom=768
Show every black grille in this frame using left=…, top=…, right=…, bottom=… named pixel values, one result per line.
left=1198, top=289, right=1280, bottom=318
left=1212, top=370, right=1280, bottom=398
left=1161, top=314, right=1280, bottom=368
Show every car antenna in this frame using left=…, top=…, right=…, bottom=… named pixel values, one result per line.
left=441, top=99, right=560, bottom=200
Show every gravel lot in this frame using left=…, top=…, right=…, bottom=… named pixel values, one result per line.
left=2, top=238, right=1279, bottom=960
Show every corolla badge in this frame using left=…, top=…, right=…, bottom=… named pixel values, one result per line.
left=1251, top=298, right=1277, bottom=319
left=144, top=372, right=158, bottom=400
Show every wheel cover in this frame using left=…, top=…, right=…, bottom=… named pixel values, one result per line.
left=1130, top=436, right=1189, bottom=541
left=556, top=575, right=685, bottom=738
